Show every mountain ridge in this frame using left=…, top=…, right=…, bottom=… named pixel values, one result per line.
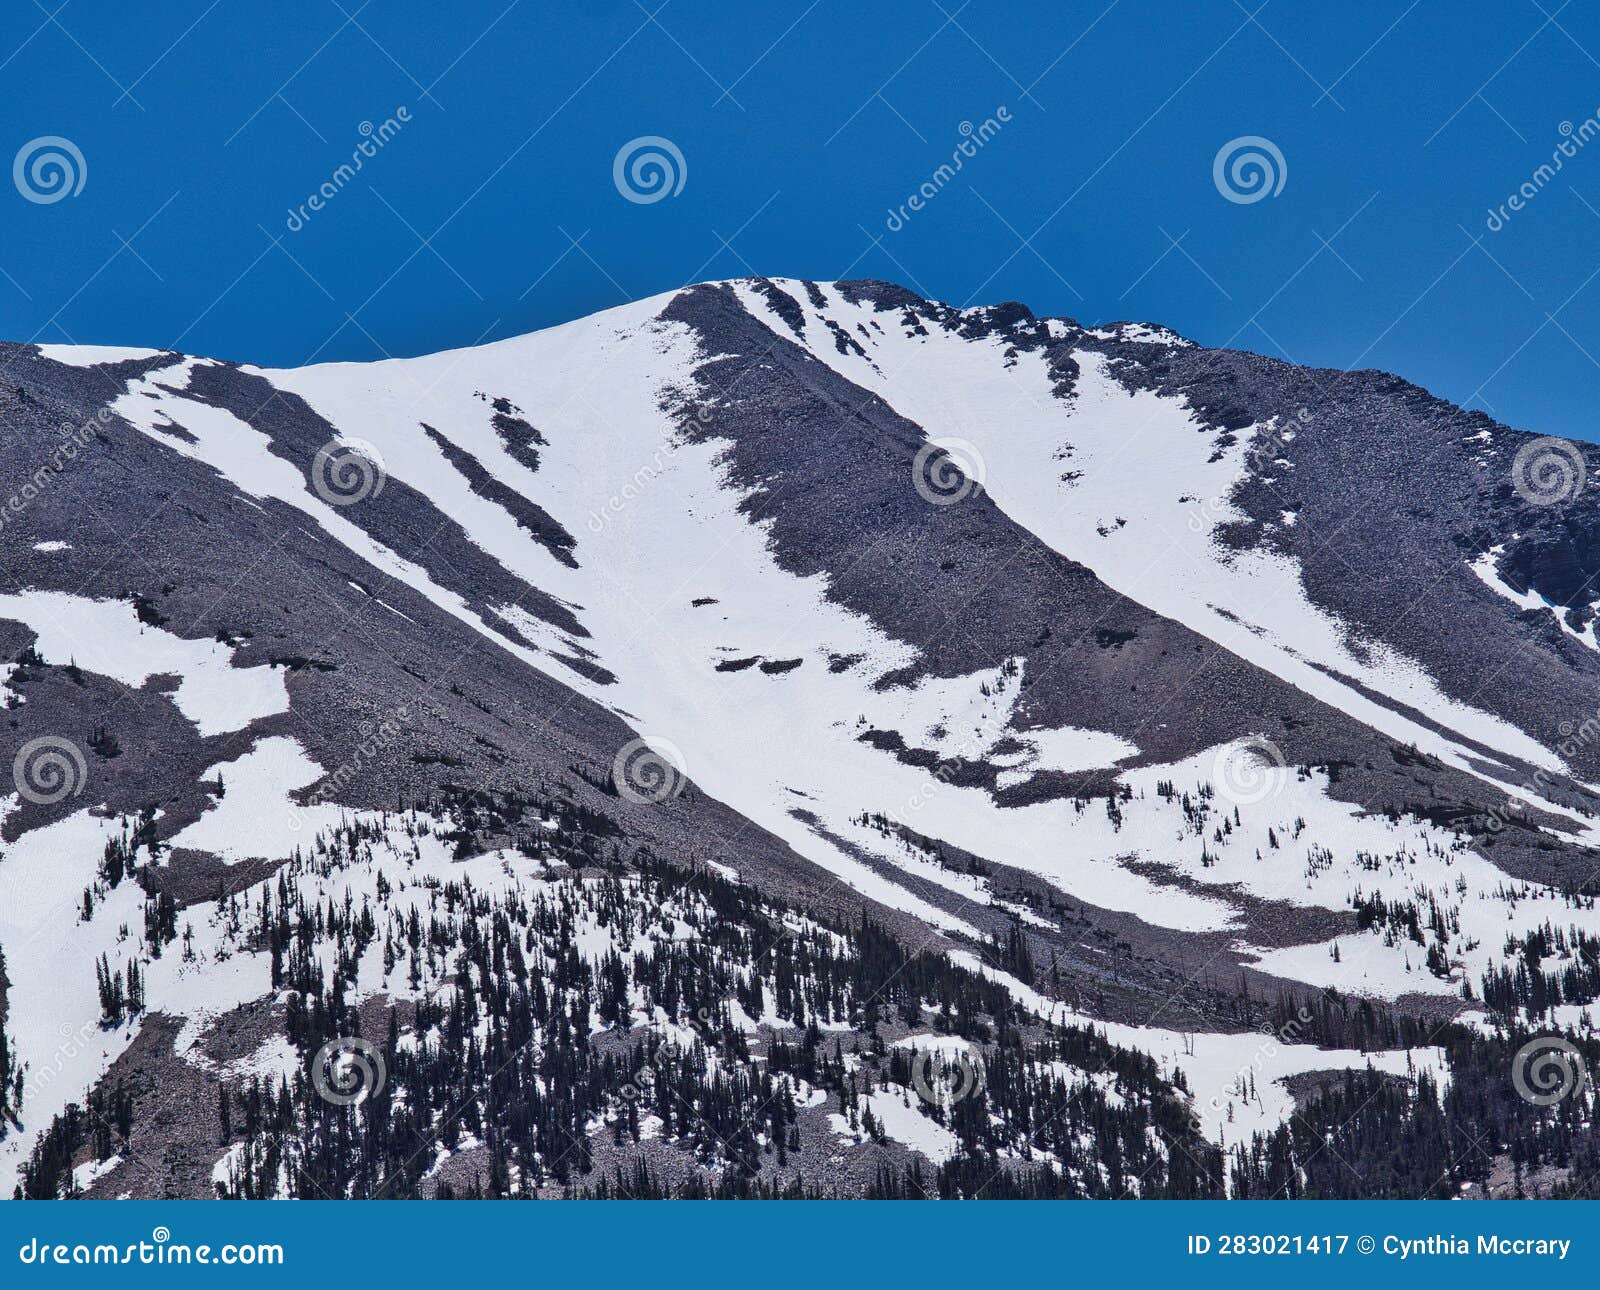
left=2, top=275, right=1600, bottom=1198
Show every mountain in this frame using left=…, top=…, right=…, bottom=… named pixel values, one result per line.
left=1, top=277, right=1599, bottom=1199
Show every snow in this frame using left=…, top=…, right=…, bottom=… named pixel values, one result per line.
left=0, top=739, right=504, bottom=1192
left=247, top=284, right=1483, bottom=1165
left=0, top=738, right=1465, bottom=1192
left=995, top=721, right=1138, bottom=788
left=1470, top=547, right=1600, bottom=651
left=72, top=1154, right=122, bottom=1192
left=218, top=281, right=1600, bottom=971
left=830, top=1088, right=961, bottom=1164
left=35, top=344, right=164, bottom=368
left=211, top=1142, right=246, bottom=1188
left=172, top=736, right=351, bottom=863
left=731, top=279, right=1568, bottom=806
left=1087, top=322, right=1194, bottom=347
left=0, top=791, right=457, bottom=1192
left=31, top=540, right=70, bottom=552
left=24, top=279, right=1584, bottom=1189
left=88, top=295, right=1224, bottom=943
left=0, top=589, right=287, bottom=736
left=110, top=359, right=584, bottom=692
left=190, top=1034, right=300, bottom=1084
left=944, top=947, right=1448, bottom=1156
left=0, top=809, right=146, bottom=1194
left=892, top=1032, right=977, bottom=1056
left=257, top=306, right=1227, bottom=938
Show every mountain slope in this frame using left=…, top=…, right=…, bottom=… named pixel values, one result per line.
left=3, top=279, right=1600, bottom=1198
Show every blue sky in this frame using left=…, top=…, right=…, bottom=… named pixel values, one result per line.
left=1, top=1, right=1597, bottom=437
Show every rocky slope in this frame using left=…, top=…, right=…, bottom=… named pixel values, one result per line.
left=2, top=278, right=1599, bottom=1197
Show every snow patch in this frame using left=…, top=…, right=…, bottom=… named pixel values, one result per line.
left=0, top=589, right=287, bottom=736
left=36, top=344, right=164, bottom=368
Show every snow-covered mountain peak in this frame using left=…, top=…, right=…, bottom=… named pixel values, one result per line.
left=5, top=278, right=1600, bottom=1197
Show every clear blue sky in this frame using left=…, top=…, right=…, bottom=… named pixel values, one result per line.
left=1, top=1, right=1596, bottom=438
